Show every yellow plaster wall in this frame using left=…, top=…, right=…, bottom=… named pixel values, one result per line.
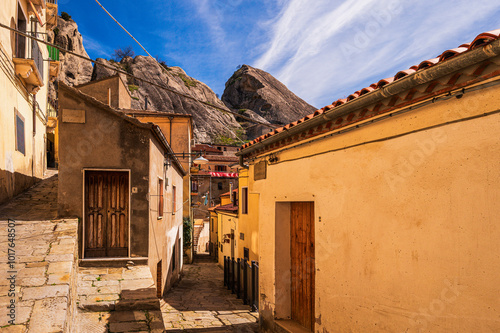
left=237, top=168, right=259, bottom=263
left=251, top=82, right=500, bottom=332
left=0, top=0, right=49, bottom=204
left=217, top=212, right=238, bottom=268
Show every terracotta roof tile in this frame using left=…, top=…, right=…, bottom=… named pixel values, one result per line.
left=394, top=68, right=416, bottom=80
left=470, top=29, right=500, bottom=49
left=240, top=29, right=500, bottom=151
left=376, top=77, right=394, bottom=88
left=417, top=57, right=440, bottom=70
left=438, top=47, right=468, bottom=62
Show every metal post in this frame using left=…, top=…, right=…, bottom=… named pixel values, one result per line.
left=243, top=259, right=248, bottom=305
left=223, top=256, right=227, bottom=287
left=236, top=258, right=241, bottom=298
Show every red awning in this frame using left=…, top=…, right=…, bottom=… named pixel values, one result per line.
left=209, top=172, right=238, bottom=178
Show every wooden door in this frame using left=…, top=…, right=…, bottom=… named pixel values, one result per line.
left=85, top=171, right=129, bottom=258
left=291, top=202, right=315, bottom=331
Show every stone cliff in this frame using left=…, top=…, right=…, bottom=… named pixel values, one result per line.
left=222, top=65, right=316, bottom=138
left=49, top=18, right=315, bottom=143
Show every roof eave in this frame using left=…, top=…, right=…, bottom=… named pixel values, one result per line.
left=238, top=38, right=500, bottom=158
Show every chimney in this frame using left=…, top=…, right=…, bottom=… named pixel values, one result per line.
left=145, top=97, right=148, bottom=110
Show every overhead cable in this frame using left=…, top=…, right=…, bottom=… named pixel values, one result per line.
left=0, top=23, right=276, bottom=129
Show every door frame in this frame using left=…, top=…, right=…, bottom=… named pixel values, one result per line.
left=82, top=168, right=131, bottom=259
left=275, top=201, right=316, bottom=331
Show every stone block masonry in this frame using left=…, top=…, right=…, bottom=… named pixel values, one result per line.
left=0, top=219, right=79, bottom=333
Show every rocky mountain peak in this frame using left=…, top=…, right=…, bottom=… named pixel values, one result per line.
left=222, top=65, right=317, bottom=130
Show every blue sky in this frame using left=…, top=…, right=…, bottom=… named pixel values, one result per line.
left=59, top=0, right=500, bottom=108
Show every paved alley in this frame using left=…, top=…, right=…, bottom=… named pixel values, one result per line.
left=161, top=255, right=259, bottom=332
left=0, top=171, right=79, bottom=333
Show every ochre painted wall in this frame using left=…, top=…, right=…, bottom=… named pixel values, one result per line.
left=76, top=76, right=131, bottom=110
left=237, top=168, right=259, bottom=263
left=217, top=212, right=238, bottom=268
left=250, top=81, right=500, bottom=332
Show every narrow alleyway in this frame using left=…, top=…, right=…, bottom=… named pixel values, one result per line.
left=161, top=255, right=259, bottom=332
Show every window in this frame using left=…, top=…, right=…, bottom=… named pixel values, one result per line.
left=241, top=187, right=248, bottom=214
left=158, top=179, right=164, bottom=218
left=244, top=247, right=249, bottom=261
left=172, top=185, right=176, bottom=214
left=15, top=109, right=25, bottom=155
left=217, top=182, right=222, bottom=190
left=223, top=147, right=227, bottom=151
left=191, top=180, right=199, bottom=192
left=215, top=165, right=226, bottom=172
left=172, top=242, right=176, bottom=271
left=16, top=4, right=27, bottom=58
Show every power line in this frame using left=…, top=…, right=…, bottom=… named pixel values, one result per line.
left=0, top=23, right=276, bottom=129
left=93, top=0, right=154, bottom=59
left=92, top=0, right=277, bottom=140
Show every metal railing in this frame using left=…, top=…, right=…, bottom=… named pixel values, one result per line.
left=16, top=31, right=44, bottom=81
left=224, top=256, right=259, bottom=311
left=47, top=0, right=57, bottom=4
left=31, top=36, right=43, bottom=80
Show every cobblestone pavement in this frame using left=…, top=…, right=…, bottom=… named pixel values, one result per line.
left=76, top=266, right=165, bottom=333
left=161, top=256, right=259, bottom=332
left=0, top=169, right=58, bottom=221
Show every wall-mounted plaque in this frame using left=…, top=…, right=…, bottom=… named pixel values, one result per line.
left=62, top=109, right=85, bottom=123
left=254, top=161, right=267, bottom=181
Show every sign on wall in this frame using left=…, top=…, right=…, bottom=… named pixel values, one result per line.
left=254, top=161, right=267, bottom=180
left=62, top=109, right=86, bottom=123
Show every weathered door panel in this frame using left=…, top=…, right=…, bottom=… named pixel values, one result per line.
left=85, top=171, right=129, bottom=258
left=291, top=202, right=315, bottom=331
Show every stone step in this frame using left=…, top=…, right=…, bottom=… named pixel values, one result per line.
left=77, top=266, right=161, bottom=312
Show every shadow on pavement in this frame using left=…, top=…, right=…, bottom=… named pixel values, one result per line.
left=0, top=174, right=58, bottom=221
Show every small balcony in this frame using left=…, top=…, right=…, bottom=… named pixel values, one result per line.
left=46, top=0, right=58, bottom=31
left=47, top=45, right=60, bottom=80
left=13, top=33, right=44, bottom=92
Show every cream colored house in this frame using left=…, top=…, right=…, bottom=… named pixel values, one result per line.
left=0, top=0, right=58, bottom=204
left=238, top=30, right=500, bottom=332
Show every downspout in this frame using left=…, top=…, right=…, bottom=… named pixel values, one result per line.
left=237, top=39, right=500, bottom=158
left=169, top=116, right=173, bottom=145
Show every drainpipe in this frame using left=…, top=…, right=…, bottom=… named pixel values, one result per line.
left=237, top=39, right=500, bottom=158
left=169, top=116, right=173, bottom=145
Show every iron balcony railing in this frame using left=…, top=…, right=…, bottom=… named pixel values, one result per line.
left=16, top=30, right=44, bottom=82
left=47, top=0, right=57, bottom=4
left=31, top=36, right=43, bottom=80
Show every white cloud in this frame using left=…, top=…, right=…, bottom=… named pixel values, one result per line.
left=82, top=34, right=113, bottom=58
left=253, top=0, right=500, bottom=107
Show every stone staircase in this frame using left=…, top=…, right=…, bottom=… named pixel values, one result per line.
left=193, top=224, right=204, bottom=254
left=76, top=265, right=165, bottom=332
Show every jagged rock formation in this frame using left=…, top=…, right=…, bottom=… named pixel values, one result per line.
left=48, top=17, right=316, bottom=143
left=90, top=56, right=241, bottom=143
left=48, top=16, right=93, bottom=87
left=222, top=65, right=316, bottom=138
left=47, top=16, right=240, bottom=143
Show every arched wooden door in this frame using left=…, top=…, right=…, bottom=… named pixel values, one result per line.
left=84, top=171, right=129, bottom=258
